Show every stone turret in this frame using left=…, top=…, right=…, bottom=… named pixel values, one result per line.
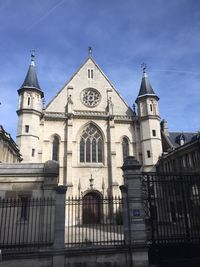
left=16, top=51, right=44, bottom=162
left=136, top=66, right=162, bottom=171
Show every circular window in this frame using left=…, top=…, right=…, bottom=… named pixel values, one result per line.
left=81, top=88, right=101, bottom=107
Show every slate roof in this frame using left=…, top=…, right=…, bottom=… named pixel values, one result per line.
left=137, top=71, right=157, bottom=98
left=168, top=132, right=198, bottom=147
left=18, top=59, right=43, bottom=97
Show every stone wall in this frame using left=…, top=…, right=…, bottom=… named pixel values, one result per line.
left=0, top=160, right=59, bottom=198
left=1, top=247, right=131, bottom=267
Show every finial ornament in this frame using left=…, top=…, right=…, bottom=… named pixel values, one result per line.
left=88, top=46, right=93, bottom=57
left=141, top=63, right=147, bottom=73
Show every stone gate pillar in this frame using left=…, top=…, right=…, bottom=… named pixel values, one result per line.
left=120, top=156, right=149, bottom=267
left=53, top=185, right=67, bottom=267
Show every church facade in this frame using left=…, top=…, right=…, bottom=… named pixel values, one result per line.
left=16, top=52, right=162, bottom=197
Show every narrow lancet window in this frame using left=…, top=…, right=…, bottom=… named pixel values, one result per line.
left=98, top=139, right=103, bottom=162
left=52, top=136, right=59, bottom=161
left=122, top=137, right=129, bottom=161
left=86, top=139, right=91, bottom=162
left=28, top=97, right=31, bottom=106
left=92, top=139, right=97, bottom=162
left=88, top=69, right=94, bottom=79
left=80, top=138, right=85, bottom=162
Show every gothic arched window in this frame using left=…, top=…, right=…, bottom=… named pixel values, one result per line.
left=122, top=137, right=129, bottom=162
left=52, top=136, right=59, bottom=161
left=80, top=124, right=103, bottom=163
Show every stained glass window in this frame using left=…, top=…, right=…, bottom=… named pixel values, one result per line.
left=86, top=139, right=90, bottom=162
left=80, top=138, right=85, bottom=162
left=92, top=139, right=97, bottom=162
left=98, top=139, right=103, bottom=162
left=80, top=124, right=103, bottom=163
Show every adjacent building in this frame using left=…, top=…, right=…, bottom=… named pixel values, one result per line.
left=158, top=120, right=200, bottom=173
left=0, top=125, right=22, bottom=163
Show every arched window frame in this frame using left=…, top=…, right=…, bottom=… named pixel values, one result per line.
left=79, top=123, right=104, bottom=164
left=52, top=135, right=60, bottom=161
left=122, top=137, right=129, bottom=162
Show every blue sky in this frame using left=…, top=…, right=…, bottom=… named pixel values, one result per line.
left=0, top=0, right=200, bottom=138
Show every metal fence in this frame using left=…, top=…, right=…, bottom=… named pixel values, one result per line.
left=65, top=195, right=124, bottom=247
left=0, top=197, right=55, bottom=250
left=143, top=173, right=200, bottom=245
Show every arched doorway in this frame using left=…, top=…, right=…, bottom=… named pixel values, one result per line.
left=83, top=192, right=101, bottom=224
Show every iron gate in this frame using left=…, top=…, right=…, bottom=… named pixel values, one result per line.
left=65, top=195, right=124, bottom=247
left=143, top=173, right=200, bottom=266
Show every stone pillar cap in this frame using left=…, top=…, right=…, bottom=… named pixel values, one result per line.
left=44, top=160, right=59, bottom=176
left=121, top=156, right=141, bottom=171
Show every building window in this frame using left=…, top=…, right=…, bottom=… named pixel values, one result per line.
left=147, top=150, right=151, bottom=158
left=122, top=137, right=129, bottom=162
left=98, top=139, right=103, bottom=162
left=80, top=138, right=85, bottom=162
left=27, top=97, right=31, bottom=106
left=152, top=130, right=156, bottom=136
left=81, top=88, right=101, bottom=107
left=25, top=125, right=29, bottom=133
left=32, top=149, right=35, bottom=157
left=52, top=136, right=59, bottom=161
left=150, top=104, right=153, bottom=112
left=88, top=69, right=94, bottom=79
left=80, top=123, right=103, bottom=163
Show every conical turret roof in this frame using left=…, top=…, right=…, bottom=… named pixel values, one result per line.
left=136, top=67, right=158, bottom=102
left=18, top=52, right=43, bottom=97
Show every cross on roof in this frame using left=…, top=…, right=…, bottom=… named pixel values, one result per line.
left=141, top=63, right=147, bottom=73
left=88, top=46, right=93, bottom=57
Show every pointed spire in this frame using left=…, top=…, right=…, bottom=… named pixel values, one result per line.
left=136, top=64, right=158, bottom=101
left=18, top=50, right=43, bottom=97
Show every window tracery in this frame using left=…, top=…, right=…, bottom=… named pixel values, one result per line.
left=80, top=124, right=103, bottom=163
left=81, top=88, right=101, bottom=107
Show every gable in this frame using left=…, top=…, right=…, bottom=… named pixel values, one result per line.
left=46, top=57, right=133, bottom=117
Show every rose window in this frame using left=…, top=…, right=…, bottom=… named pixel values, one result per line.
left=81, top=88, right=101, bottom=107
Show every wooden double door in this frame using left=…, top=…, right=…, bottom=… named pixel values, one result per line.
left=82, top=192, right=101, bottom=224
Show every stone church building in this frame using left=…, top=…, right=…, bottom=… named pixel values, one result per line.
left=16, top=51, right=162, bottom=197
